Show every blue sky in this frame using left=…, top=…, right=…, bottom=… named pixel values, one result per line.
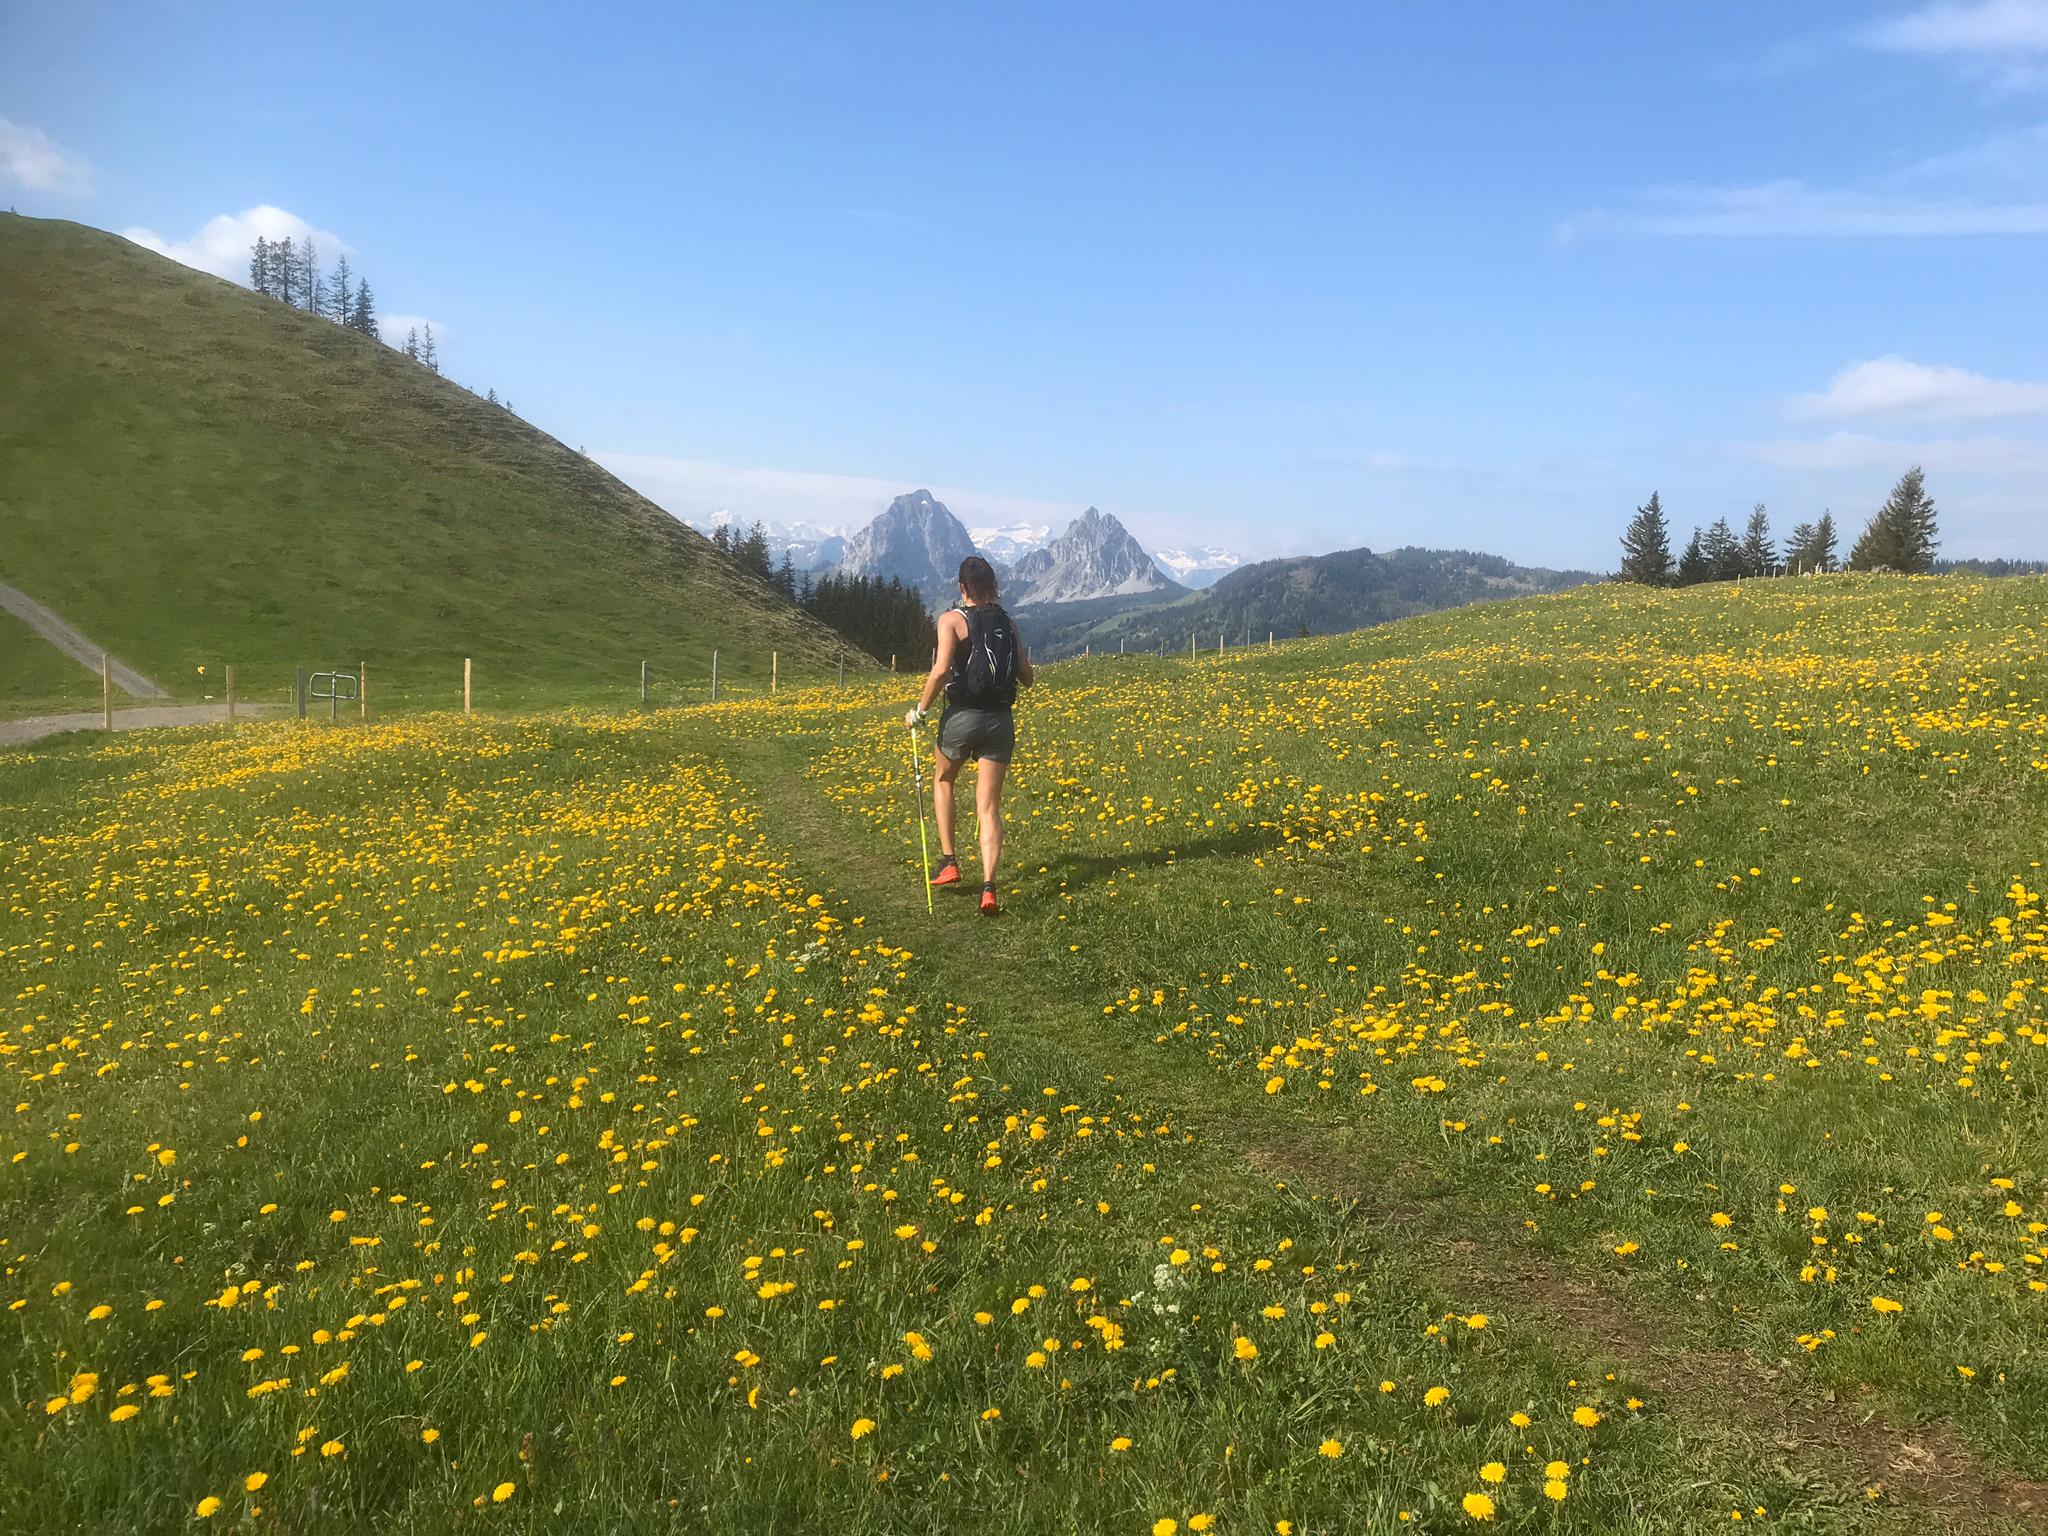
left=4, top=1, right=2045, bottom=565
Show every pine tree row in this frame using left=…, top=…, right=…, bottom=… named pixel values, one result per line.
left=703, top=521, right=931, bottom=664
left=249, top=235, right=377, bottom=336
left=801, top=572, right=934, bottom=667
left=247, top=235, right=440, bottom=376
left=1619, top=467, right=1940, bottom=586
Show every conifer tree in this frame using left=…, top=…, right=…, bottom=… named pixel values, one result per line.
left=419, top=324, right=439, bottom=374
left=406, top=327, right=422, bottom=361
left=249, top=236, right=271, bottom=295
left=1739, top=504, right=1775, bottom=577
left=298, top=237, right=319, bottom=310
left=1849, top=467, right=1937, bottom=573
left=740, top=522, right=773, bottom=581
left=325, top=254, right=354, bottom=324
left=1677, top=528, right=1709, bottom=585
left=1702, top=517, right=1742, bottom=582
left=1811, top=511, right=1838, bottom=572
left=1785, top=521, right=1817, bottom=573
left=350, top=279, right=377, bottom=336
left=1618, top=492, right=1673, bottom=584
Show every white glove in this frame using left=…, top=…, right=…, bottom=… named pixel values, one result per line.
left=904, top=705, right=929, bottom=729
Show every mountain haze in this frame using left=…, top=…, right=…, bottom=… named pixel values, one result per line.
left=1151, top=545, right=1242, bottom=590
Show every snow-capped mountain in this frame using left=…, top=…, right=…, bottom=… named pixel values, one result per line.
left=1151, top=545, right=1243, bottom=590
left=969, top=523, right=1054, bottom=564
left=681, top=509, right=849, bottom=570
left=839, top=490, right=980, bottom=609
left=1008, top=508, right=1183, bottom=605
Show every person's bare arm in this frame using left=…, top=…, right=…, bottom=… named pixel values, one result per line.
left=908, top=612, right=963, bottom=724
left=1015, top=628, right=1035, bottom=688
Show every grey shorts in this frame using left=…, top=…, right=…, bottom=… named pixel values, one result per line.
left=937, top=706, right=1014, bottom=764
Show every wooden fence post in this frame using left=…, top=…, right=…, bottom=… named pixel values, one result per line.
left=771, top=650, right=778, bottom=693
left=226, top=664, right=236, bottom=722
left=837, top=653, right=845, bottom=689
left=296, top=667, right=308, bottom=720
left=1268, top=631, right=1274, bottom=650
left=890, top=654, right=896, bottom=673
left=1189, top=632, right=1195, bottom=660
left=640, top=659, right=649, bottom=706
left=102, top=653, right=112, bottom=732
left=359, top=662, right=367, bottom=721
left=711, top=650, right=719, bottom=703
left=1218, top=631, right=1224, bottom=655
left=464, top=657, right=472, bottom=715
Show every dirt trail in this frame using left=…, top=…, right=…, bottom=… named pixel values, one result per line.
left=0, top=578, right=167, bottom=698
left=1240, top=1134, right=2047, bottom=1531
left=715, top=723, right=2048, bottom=1536
left=0, top=702, right=284, bottom=748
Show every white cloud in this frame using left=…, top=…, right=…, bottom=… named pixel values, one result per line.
left=1789, top=356, right=2048, bottom=420
left=0, top=119, right=92, bottom=195
left=1559, top=117, right=2048, bottom=241
left=596, top=453, right=1099, bottom=541
left=1735, top=430, right=2048, bottom=473
left=1558, top=179, right=2048, bottom=240
left=1868, top=0, right=2048, bottom=55
left=120, top=205, right=351, bottom=284
left=1891, top=121, right=2048, bottom=187
left=376, top=313, right=450, bottom=351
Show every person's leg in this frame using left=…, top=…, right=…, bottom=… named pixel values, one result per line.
left=932, top=750, right=961, bottom=858
left=974, top=758, right=1007, bottom=884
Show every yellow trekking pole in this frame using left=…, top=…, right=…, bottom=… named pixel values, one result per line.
left=907, top=722, right=934, bottom=913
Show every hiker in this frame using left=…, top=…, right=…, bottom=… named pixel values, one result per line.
left=904, top=555, right=1033, bottom=915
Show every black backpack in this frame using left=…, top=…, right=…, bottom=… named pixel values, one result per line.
left=947, top=604, right=1019, bottom=708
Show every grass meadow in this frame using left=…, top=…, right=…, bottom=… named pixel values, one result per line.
left=3, top=575, right=2043, bottom=1533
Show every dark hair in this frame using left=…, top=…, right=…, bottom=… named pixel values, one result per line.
left=957, top=555, right=998, bottom=602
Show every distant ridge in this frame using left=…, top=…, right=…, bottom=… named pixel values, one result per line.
left=1024, top=544, right=1598, bottom=658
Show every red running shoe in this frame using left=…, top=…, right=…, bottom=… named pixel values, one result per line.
left=929, top=856, right=960, bottom=888
left=980, top=883, right=1000, bottom=917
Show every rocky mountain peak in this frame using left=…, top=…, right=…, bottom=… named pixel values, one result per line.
left=838, top=490, right=979, bottom=610
left=1008, top=508, right=1181, bottom=605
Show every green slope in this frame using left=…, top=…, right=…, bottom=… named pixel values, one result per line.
left=0, top=214, right=857, bottom=711
left=0, top=606, right=105, bottom=716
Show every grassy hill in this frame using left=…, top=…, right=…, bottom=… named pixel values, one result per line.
left=0, top=215, right=857, bottom=712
